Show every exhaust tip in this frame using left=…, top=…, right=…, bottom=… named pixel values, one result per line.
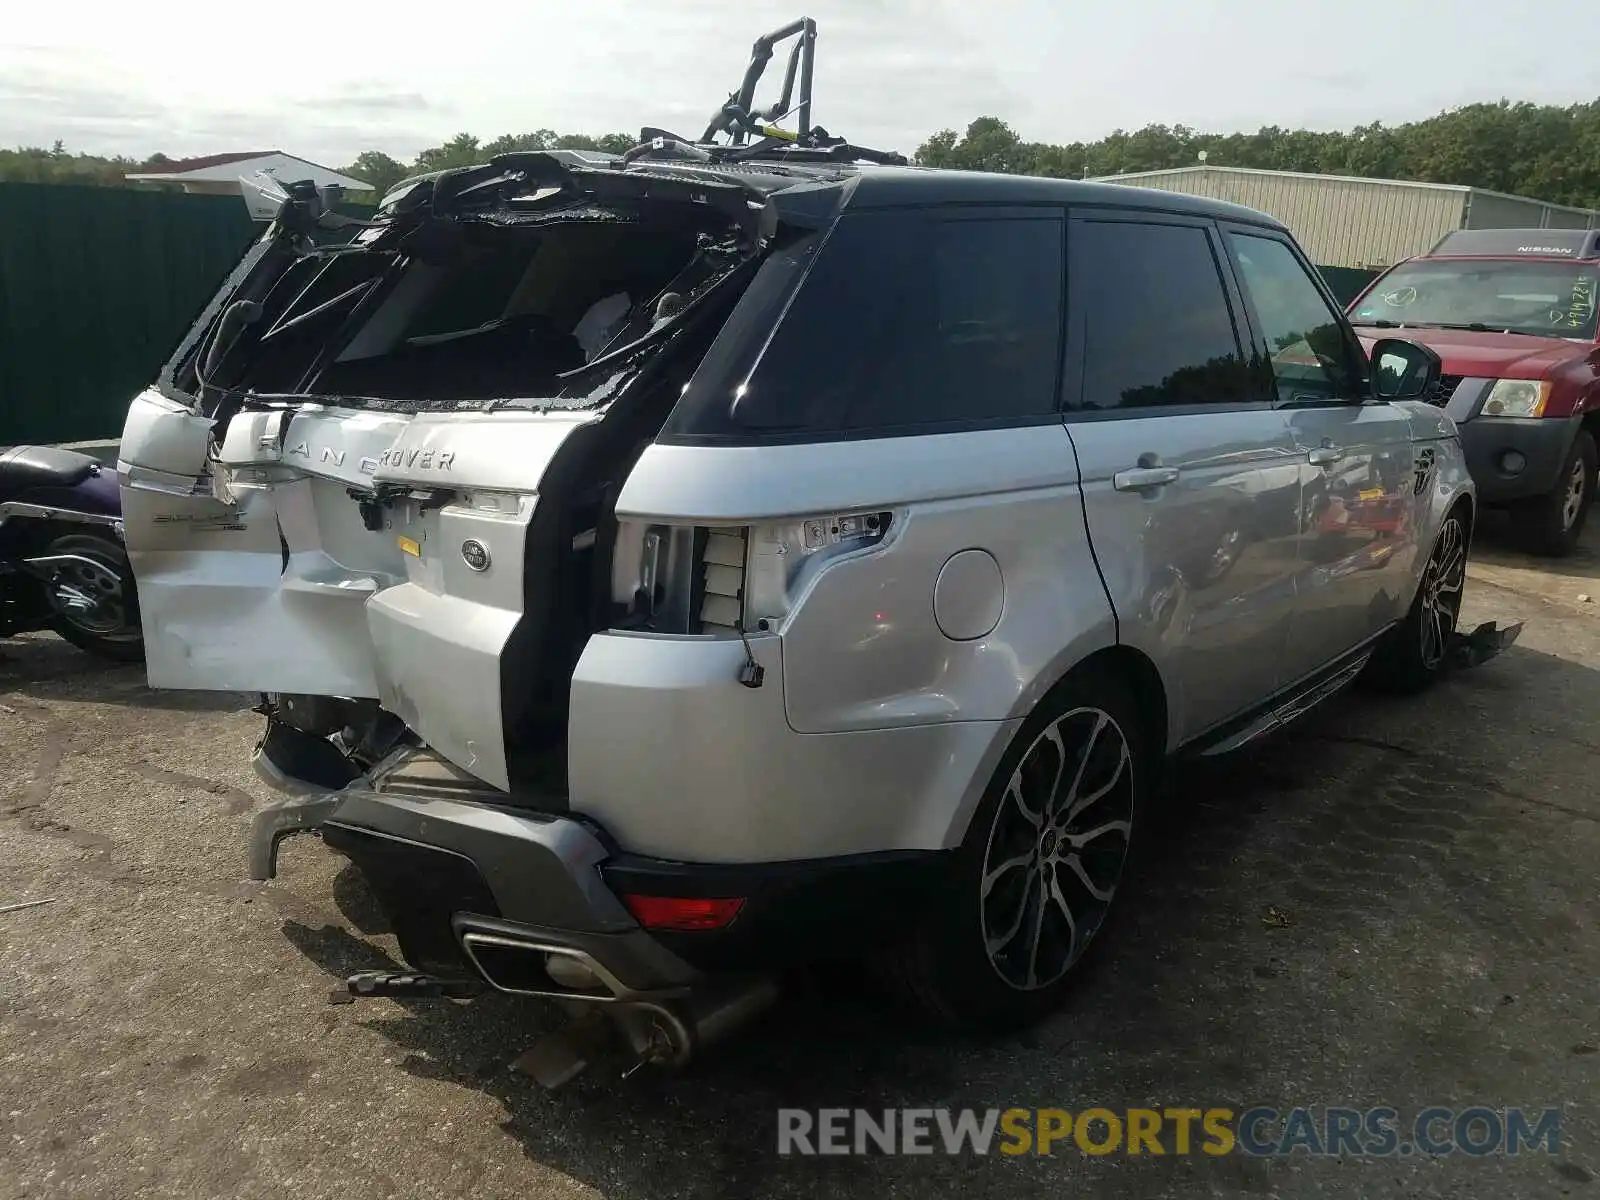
left=459, top=930, right=622, bottom=1001
left=544, top=953, right=604, bottom=992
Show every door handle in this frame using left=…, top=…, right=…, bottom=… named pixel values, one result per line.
left=1307, top=445, right=1344, bottom=467
left=1112, top=465, right=1181, bottom=492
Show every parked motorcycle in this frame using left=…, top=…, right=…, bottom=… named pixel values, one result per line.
left=0, top=445, right=143, bottom=662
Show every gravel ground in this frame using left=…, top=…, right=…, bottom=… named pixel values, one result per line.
left=2, top=518, right=1597, bottom=1199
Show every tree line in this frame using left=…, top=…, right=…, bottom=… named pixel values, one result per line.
left=915, top=99, right=1600, bottom=210
left=0, top=130, right=634, bottom=199
left=4, top=96, right=1598, bottom=210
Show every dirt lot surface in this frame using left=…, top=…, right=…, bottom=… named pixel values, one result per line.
left=3, top=519, right=1598, bottom=1199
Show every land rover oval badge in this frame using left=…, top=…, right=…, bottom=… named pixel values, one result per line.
left=461, top=539, right=491, bottom=571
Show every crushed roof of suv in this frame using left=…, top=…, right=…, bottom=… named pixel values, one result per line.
left=387, top=152, right=1289, bottom=231
left=1428, top=228, right=1600, bottom=259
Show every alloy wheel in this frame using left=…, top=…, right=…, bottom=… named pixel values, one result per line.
left=979, top=706, right=1134, bottom=991
left=1419, top=517, right=1467, bottom=671
left=1561, top=459, right=1587, bottom=531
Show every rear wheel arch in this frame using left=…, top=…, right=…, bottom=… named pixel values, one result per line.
left=1580, top=408, right=1600, bottom=451
left=887, top=646, right=1162, bottom=1027
left=953, top=645, right=1170, bottom=846
left=1065, top=645, right=1170, bottom=757
left=1014, top=645, right=1171, bottom=768
left=1449, top=491, right=1476, bottom=543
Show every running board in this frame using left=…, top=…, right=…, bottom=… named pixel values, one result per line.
left=1198, top=654, right=1371, bottom=757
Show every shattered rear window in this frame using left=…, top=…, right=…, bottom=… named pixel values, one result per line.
left=199, top=202, right=756, bottom=414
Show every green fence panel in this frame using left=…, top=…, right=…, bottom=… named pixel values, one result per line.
left=0, top=183, right=256, bottom=445
left=1317, top=264, right=1380, bottom=308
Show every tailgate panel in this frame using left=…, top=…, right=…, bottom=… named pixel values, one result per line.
left=365, top=410, right=600, bottom=789
left=368, top=495, right=535, bottom=790
left=120, top=392, right=410, bottom=695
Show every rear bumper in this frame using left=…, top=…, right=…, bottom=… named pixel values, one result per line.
left=1459, top=415, right=1579, bottom=503
left=565, top=631, right=1013, bottom=862
left=249, top=787, right=948, bottom=988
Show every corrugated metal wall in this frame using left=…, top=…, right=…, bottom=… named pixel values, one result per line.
left=0, top=183, right=256, bottom=445
left=1462, top=191, right=1548, bottom=230
left=1464, top=191, right=1600, bottom=231
left=1542, top=207, right=1598, bottom=230
left=1110, top=168, right=1466, bottom=269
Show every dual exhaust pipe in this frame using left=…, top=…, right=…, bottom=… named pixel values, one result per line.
left=456, top=925, right=779, bottom=1088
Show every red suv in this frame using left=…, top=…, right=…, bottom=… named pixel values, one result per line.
left=1347, top=228, right=1600, bottom=555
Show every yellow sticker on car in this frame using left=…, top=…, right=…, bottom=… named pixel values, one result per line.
left=1358, top=488, right=1384, bottom=501
left=398, top=535, right=421, bottom=557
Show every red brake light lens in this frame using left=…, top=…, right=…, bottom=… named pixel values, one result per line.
left=621, top=894, right=746, bottom=932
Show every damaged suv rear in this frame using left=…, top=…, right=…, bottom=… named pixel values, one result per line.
left=120, top=19, right=1484, bottom=1084
left=122, top=22, right=974, bottom=1076
left=126, top=146, right=798, bottom=788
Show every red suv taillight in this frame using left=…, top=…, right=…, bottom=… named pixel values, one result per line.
left=621, top=894, right=746, bottom=931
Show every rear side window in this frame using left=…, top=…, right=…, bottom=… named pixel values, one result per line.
left=1069, top=219, right=1260, bottom=411
left=1227, top=232, right=1364, bottom=403
left=665, top=208, right=1065, bottom=441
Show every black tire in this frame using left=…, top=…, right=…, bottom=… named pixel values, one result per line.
left=1510, top=429, right=1594, bottom=557
left=1362, top=508, right=1469, bottom=695
left=41, top=532, right=145, bottom=663
left=883, top=664, right=1152, bottom=1030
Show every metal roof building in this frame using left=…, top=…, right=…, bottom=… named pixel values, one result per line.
left=1094, top=165, right=1600, bottom=270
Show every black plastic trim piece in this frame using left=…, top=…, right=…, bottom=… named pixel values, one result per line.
left=1177, top=629, right=1390, bottom=758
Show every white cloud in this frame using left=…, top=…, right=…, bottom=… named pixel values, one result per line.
left=0, top=0, right=1594, bottom=166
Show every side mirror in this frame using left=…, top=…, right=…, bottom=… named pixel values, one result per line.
left=1369, top=337, right=1442, bottom=401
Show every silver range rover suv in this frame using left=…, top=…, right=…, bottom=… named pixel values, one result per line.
left=117, top=70, right=1474, bottom=1075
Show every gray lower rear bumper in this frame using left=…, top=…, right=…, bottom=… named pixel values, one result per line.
left=247, top=788, right=699, bottom=994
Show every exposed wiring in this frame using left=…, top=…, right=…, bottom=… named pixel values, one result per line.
left=734, top=612, right=765, bottom=688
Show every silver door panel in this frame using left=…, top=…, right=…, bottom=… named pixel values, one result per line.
left=1283, top=402, right=1420, bottom=679
left=1069, top=409, right=1305, bottom=746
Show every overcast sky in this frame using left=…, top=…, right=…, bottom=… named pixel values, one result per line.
left=1, top=0, right=1592, bottom=167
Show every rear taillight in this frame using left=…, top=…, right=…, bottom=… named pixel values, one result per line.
left=742, top=510, right=892, bottom=628
left=621, top=894, right=746, bottom=931
left=611, top=521, right=749, bottom=635
left=610, top=510, right=893, bottom=635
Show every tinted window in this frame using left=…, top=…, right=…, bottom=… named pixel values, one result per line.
left=894, top=218, right=1064, bottom=430
left=1071, top=221, right=1258, bottom=410
left=1228, top=232, right=1363, bottom=402
left=672, top=209, right=1064, bottom=439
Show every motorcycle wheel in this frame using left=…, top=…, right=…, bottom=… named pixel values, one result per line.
left=41, top=532, right=145, bottom=663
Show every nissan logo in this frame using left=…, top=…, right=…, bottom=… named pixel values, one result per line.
left=461, top=539, right=491, bottom=571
